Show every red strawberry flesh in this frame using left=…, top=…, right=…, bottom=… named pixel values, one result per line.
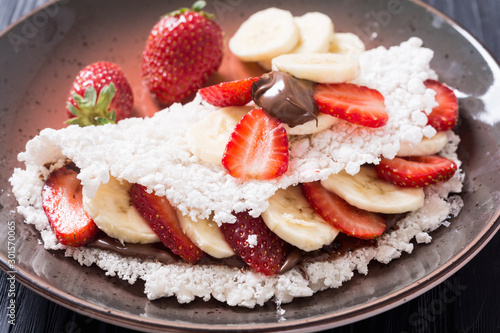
left=424, top=79, right=459, bottom=131
left=199, top=77, right=260, bottom=107
left=42, top=165, right=98, bottom=247
left=376, top=155, right=458, bottom=188
left=313, top=83, right=388, bottom=128
left=220, top=211, right=288, bottom=275
left=301, top=181, right=386, bottom=239
left=222, top=108, right=289, bottom=180
left=130, top=183, right=204, bottom=263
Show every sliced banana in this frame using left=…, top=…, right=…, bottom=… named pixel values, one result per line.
left=321, top=166, right=425, bottom=214
left=284, top=112, right=338, bottom=135
left=229, top=8, right=299, bottom=62
left=397, top=131, right=448, bottom=156
left=83, top=176, right=159, bottom=244
left=272, top=53, right=360, bottom=83
left=292, top=12, right=334, bottom=54
left=329, top=32, right=366, bottom=54
left=176, top=212, right=234, bottom=259
left=258, top=12, right=334, bottom=71
left=261, top=185, right=339, bottom=252
left=186, top=106, right=252, bottom=165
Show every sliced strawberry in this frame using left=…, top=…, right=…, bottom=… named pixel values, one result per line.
left=376, top=155, right=457, bottom=188
left=199, top=77, right=260, bottom=107
left=424, top=79, right=459, bottom=131
left=301, top=181, right=386, bottom=239
left=42, top=165, right=98, bottom=247
left=222, top=108, right=289, bottom=180
left=313, top=83, right=388, bottom=128
left=220, top=211, right=288, bottom=275
left=129, top=184, right=203, bottom=263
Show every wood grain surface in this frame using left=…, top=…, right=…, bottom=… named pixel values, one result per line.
left=1, top=0, right=499, bottom=332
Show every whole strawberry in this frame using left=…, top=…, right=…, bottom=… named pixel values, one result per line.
left=66, top=62, right=133, bottom=126
left=141, top=1, right=224, bottom=106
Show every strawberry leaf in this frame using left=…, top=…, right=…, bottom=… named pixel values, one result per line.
left=66, top=102, right=82, bottom=117
left=66, top=83, right=117, bottom=127
left=83, top=86, right=97, bottom=108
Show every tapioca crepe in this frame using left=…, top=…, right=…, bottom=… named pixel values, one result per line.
left=9, top=38, right=464, bottom=307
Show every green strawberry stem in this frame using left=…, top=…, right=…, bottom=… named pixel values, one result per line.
left=167, top=1, right=214, bottom=20
left=66, top=83, right=117, bottom=127
left=191, top=1, right=206, bottom=12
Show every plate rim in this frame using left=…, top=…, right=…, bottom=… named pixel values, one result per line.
left=1, top=0, right=500, bottom=331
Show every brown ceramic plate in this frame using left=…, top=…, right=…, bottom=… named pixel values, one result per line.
left=1, top=0, right=500, bottom=331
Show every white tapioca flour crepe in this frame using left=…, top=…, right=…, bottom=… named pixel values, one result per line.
left=9, top=37, right=465, bottom=307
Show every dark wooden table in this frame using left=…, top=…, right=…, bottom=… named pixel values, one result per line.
left=1, top=0, right=499, bottom=332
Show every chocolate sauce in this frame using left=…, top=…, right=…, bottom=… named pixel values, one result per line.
left=278, top=234, right=378, bottom=279
left=87, top=215, right=397, bottom=276
left=251, top=71, right=318, bottom=127
left=383, top=213, right=407, bottom=232
left=278, top=248, right=304, bottom=275
left=87, top=232, right=247, bottom=268
left=87, top=232, right=179, bottom=265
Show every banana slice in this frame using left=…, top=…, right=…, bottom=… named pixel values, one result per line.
left=292, top=12, right=334, bottom=54
left=397, top=131, right=448, bottom=156
left=258, top=12, right=334, bottom=71
left=83, top=176, right=159, bottom=244
left=329, top=32, right=366, bottom=54
left=272, top=53, right=360, bottom=83
left=261, top=185, right=339, bottom=252
left=229, top=8, right=299, bottom=62
left=321, top=166, right=425, bottom=214
left=284, top=112, right=338, bottom=135
left=186, top=106, right=252, bottom=165
left=176, top=212, right=235, bottom=259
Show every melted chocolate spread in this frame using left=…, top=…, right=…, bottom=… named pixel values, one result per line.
left=251, top=71, right=319, bottom=127
left=87, top=232, right=179, bottom=265
left=87, top=232, right=247, bottom=268
left=87, top=226, right=394, bottom=280
left=278, top=234, right=378, bottom=279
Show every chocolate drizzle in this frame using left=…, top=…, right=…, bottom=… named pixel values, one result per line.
left=251, top=71, right=319, bottom=127
left=87, top=232, right=247, bottom=268
left=87, top=232, right=179, bottom=265
left=278, top=234, right=378, bottom=279
left=87, top=214, right=402, bottom=276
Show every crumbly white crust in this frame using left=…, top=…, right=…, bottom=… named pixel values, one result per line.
left=9, top=38, right=464, bottom=307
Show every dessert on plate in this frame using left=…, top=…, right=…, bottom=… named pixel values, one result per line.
left=9, top=5, right=464, bottom=308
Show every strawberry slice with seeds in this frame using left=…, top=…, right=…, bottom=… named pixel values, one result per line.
left=199, top=77, right=260, bottom=107
left=42, top=164, right=99, bottom=247
left=220, top=211, right=288, bottom=275
left=376, top=155, right=458, bottom=188
left=424, top=79, right=459, bottom=131
left=222, top=108, right=289, bottom=180
left=130, top=184, right=204, bottom=263
left=313, top=83, right=388, bottom=128
left=301, top=181, right=386, bottom=239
